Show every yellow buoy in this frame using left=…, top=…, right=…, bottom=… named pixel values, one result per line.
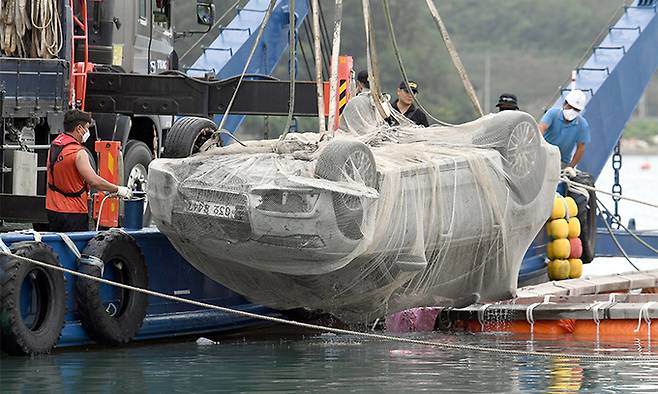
left=548, top=218, right=569, bottom=239
left=546, top=241, right=555, bottom=259
left=568, top=217, right=581, bottom=239
left=548, top=259, right=571, bottom=280
left=569, top=258, right=583, bottom=279
left=565, top=196, right=578, bottom=218
left=551, top=196, right=567, bottom=220
left=550, top=239, right=571, bottom=259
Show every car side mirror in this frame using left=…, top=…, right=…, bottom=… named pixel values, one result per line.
left=197, top=2, right=215, bottom=26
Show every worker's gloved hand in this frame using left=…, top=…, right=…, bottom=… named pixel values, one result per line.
left=563, top=166, right=577, bottom=178
left=116, top=186, right=133, bottom=199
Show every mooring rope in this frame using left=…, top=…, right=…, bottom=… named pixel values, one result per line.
left=563, top=177, right=658, bottom=210
left=2, top=246, right=658, bottom=361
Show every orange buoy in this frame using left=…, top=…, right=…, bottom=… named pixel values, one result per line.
left=569, top=238, right=582, bottom=259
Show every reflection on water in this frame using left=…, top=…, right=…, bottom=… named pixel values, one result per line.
left=3, top=156, right=657, bottom=392
left=3, top=331, right=658, bottom=393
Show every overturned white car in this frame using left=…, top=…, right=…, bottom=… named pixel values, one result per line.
left=148, top=109, right=559, bottom=323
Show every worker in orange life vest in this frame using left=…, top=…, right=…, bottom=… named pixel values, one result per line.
left=46, top=109, right=132, bottom=232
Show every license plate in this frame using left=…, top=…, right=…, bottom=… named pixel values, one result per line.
left=185, top=200, right=236, bottom=219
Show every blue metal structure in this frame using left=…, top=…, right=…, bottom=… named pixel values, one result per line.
left=541, top=0, right=658, bottom=263
left=186, top=0, right=310, bottom=134
left=0, top=228, right=281, bottom=348
left=550, top=0, right=658, bottom=180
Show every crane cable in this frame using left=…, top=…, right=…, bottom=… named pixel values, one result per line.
left=178, top=0, right=242, bottom=62
left=311, top=0, right=326, bottom=135
left=381, top=0, right=454, bottom=127
left=424, top=0, right=483, bottom=118
left=280, top=0, right=296, bottom=140
left=326, top=0, right=343, bottom=135
left=199, top=0, right=277, bottom=150
left=361, top=0, right=389, bottom=123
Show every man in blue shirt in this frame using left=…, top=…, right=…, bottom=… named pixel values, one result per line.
left=538, top=89, right=591, bottom=168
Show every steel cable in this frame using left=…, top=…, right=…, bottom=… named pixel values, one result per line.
left=281, top=0, right=297, bottom=139
left=199, top=0, right=276, bottom=150
left=178, top=0, right=243, bottom=62
left=381, top=0, right=454, bottom=127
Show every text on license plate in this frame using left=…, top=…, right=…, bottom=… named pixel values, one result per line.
left=185, top=200, right=236, bottom=219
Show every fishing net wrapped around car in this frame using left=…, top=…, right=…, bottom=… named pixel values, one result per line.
left=147, top=96, right=560, bottom=324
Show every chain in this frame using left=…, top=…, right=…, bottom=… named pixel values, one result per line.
left=611, top=142, right=623, bottom=228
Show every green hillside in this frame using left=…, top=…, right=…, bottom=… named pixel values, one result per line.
left=239, top=0, right=631, bottom=137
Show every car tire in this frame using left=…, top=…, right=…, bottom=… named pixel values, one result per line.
left=476, top=112, right=546, bottom=205
left=315, top=139, right=377, bottom=240
left=163, top=117, right=216, bottom=158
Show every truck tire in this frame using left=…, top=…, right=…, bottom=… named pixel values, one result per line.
left=315, top=139, right=377, bottom=240
left=123, top=140, right=152, bottom=192
left=0, top=242, right=66, bottom=356
left=75, top=230, right=148, bottom=345
left=163, top=117, right=216, bottom=158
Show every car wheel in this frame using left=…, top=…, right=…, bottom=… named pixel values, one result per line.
left=477, top=112, right=546, bottom=205
left=315, top=139, right=377, bottom=240
left=163, top=117, right=216, bottom=158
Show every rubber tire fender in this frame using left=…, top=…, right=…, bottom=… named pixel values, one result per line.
left=568, top=173, right=597, bottom=264
left=163, top=117, right=217, bottom=158
left=0, top=241, right=67, bottom=356
left=314, top=139, right=377, bottom=240
left=75, top=230, right=148, bottom=345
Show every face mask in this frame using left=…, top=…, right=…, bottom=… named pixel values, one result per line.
left=563, top=109, right=579, bottom=121
left=82, top=128, right=90, bottom=143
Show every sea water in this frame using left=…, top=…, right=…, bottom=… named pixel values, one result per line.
left=2, top=156, right=658, bottom=393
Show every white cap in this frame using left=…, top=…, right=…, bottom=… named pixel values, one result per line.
left=565, top=89, right=587, bottom=111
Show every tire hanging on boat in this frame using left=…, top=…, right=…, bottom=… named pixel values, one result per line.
left=567, top=172, right=597, bottom=264
left=75, top=230, right=148, bottom=345
left=0, top=241, right=67, bottom=356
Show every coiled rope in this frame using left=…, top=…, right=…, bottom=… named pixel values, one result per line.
left=1, top=0, right=62, bottom=58
left=1, top=243, right=658, bottom=360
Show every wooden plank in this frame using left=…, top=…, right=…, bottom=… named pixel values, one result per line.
left=516, top=269, right=658, bottom=298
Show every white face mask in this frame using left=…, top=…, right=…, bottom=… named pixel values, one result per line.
left=82, top=128, right=90, bottom=143
left=563, top=108, right=579, bottom=121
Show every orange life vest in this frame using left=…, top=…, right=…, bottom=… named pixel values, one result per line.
left=45, top=133, right=88, bottom=213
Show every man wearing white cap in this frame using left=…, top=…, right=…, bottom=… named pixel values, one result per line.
left=538, top=89, right=590, bottom=169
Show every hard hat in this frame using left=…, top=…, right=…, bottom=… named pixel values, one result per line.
left=565, top=89, right=587, bottom=111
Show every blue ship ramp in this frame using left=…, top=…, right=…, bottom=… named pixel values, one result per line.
left=186, top=0, right=310, bottom=134
left=549, top=0, right=658, bottom=180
